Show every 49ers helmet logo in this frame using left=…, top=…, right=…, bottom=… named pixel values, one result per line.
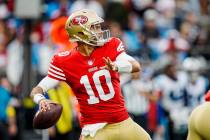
left=71, top=15, right=88, bottom=25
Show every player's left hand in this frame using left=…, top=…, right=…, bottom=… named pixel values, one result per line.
left=39, top=99, right=52, bottom=112
left=101, top=57, right=118, bottom=71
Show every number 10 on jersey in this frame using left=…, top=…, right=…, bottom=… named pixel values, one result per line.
left=80, top=69, right=115, bottom=104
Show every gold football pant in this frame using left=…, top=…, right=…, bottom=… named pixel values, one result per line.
left=81, top=117, right=151, bottom=140
left=187, top=102, right=210, bottom=140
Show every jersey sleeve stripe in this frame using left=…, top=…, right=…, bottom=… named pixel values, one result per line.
left=48, top=67, right=65, bottom=77
left=50, top=64, right=63, bottom=72
left=48, top=71, right=66, bottom=81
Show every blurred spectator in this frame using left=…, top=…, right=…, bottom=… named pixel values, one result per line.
left=123, top=12, right=142, bottom=57
left=0, top=3, right=9, bottom=19
left=69, top=0, right=104, bottom=18
left=181, top=11, right=199, bottom=44
left=0, top=74, right=17, bottom=140
left=105, top=1, right=129, bottom=28
left=109, top=21, right=123, bottom=39
left=44, top=0, right=70, bottom=19
left=142, top=9, right=159, bottom=39
left=0, top=74, right=11, bottom=140
left=6, top=28, right=24, bottom=87
left=129, top=0, right=155, bottom=17
left=140, top=9, right=160, bottom=60
left=30, top=31, right=56, bottom=83
left=156, top=0, right=176, bottom=33
left=0, top=42, right=6, bottom=73
left=155, top=29, right=189, bottom=68
left=190, top=29, right=210, bottom=59
left=0, top=20, right=12, bottom=74
left=37, top=36, right=56, bottom=81
left=132, top=0, right=154, bottom=10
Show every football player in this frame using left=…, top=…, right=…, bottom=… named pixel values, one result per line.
left=30, top=9, right=151, bottom=140
left=187, top=90, right=210, bottom=140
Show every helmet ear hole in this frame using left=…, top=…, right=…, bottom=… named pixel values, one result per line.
left=78, top=32, right=85, bottom=35
left=78, top=32, right=86, bottom=39
left=77, top=32, right=89, bottom=41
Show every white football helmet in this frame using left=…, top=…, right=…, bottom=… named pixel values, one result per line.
left=182, top=57, right=200, bottom=72
left=65, top=9, right=110, bottom=46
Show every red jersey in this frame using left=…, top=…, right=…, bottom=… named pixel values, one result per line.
left=47, top=37, right=129, bottom=126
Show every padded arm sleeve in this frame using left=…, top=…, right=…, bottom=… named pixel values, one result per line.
left=37, top=76, right=60, bottom=92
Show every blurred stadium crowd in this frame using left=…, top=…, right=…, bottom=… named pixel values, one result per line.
left=0, top=0, right=210, bottom=140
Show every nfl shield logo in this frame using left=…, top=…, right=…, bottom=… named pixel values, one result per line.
left=87, top=59, right=94, bottom=65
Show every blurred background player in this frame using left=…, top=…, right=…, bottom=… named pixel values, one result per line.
left=0, top=74, right=18, bottom=140
left=153, top=58, right=189, bottom=140
left=30, top=9, right=151, bottom=140
left=187, top=90, right=210, bottom=140
left=182, top=57, right=209, bottom=110
left=121, top=62, right=157, bottom=135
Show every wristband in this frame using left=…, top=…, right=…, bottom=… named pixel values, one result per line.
left=114, top=60, right=132, bottom=73
left=33, top=93, right=46, bottom=104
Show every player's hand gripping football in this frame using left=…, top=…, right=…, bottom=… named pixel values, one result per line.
left=39, top=99, right=53, bottom=112
left=101, top=57, right=118, bottom=71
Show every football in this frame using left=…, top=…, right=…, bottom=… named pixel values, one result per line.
left=33, top=102, right=63, bottom=129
